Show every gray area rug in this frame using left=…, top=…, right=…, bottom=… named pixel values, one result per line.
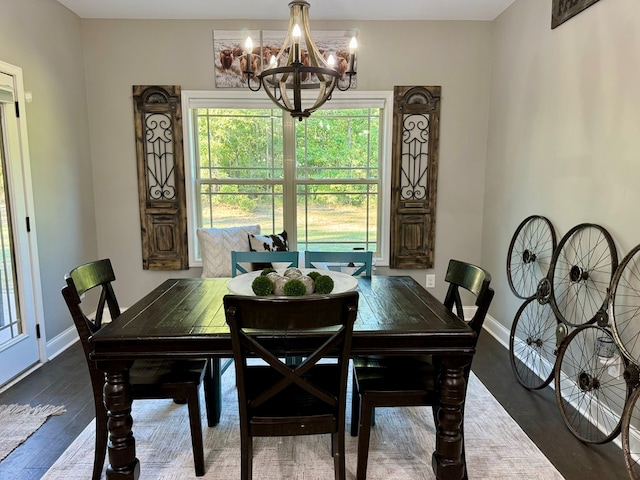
left=42, top=368, right=563, bottom=479
left=0, top=403, right=66, bottom=461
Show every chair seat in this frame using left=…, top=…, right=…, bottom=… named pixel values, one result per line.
left=130, top=359, right=208, bottom=386
left=352, top=356, right=436, bottom=396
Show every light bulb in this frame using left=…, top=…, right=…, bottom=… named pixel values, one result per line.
left=245, top=36, right=253, bottom=52
left=349, top=36, right=357, bottom=54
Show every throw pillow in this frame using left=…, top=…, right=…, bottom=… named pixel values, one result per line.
left=197, top=225, right=261, bottom=278
left=248, top=230, right=288, bottom=252
left=248, top=230, right=289, bottom=270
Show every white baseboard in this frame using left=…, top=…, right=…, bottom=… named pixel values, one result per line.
left=46, top=325, right=79, bottom=360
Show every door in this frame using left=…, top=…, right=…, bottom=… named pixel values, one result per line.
left=0, top=62, right=43, bottom=385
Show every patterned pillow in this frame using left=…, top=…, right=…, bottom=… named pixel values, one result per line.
left=248, top=231, right=289, bottom=270
left=197, top=225, right=261, bottom=277
left=248, top=230, right=288, bottom=252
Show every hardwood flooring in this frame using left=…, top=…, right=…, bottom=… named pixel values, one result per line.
left=0, top=333, right=629, bottom=479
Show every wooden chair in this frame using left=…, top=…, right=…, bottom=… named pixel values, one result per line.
left=305, top=250, right=374, bottom=276
left=61, top=258, right=212, bottom=479
left=350, top=259, right=494, bottom=480
left=223, top=292, right=359, bottom=480
left=231, top=250, right=299, bottom=277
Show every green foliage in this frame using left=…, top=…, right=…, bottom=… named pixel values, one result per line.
left=314, top=275, right=335, bottom=294
left=261, top=267, right=276, bottom=276
left=283, top=279, right=306, bottom=296
left=307, top=271, right=322, bottom=281
left=251, top=275, right=274, bottom=296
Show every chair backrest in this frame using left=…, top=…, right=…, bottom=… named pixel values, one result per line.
left=443, top=259, right=494, bottom=338
left=304, top=250, right=373, bottom=276
left=231, top=250, right=299, bottom=277
left=223, top=292, right=359, bottom=436
left=61, top=259, right=121, bottom=359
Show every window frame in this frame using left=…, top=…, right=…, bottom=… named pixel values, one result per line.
left=182, top=89, right=393, bottom=268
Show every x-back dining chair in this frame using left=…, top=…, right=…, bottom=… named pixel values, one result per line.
left=231, top=250, right=299, bottom=277
left=61, top=258, right=213, bottom=479
left=304, top=250, right=374, bottom=276
left=224, top=292, right=359, bottom=480
left=350, top=259, right=494, bottom=480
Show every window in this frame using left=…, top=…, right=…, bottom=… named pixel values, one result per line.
left=182, top=91, right=392, bottom=266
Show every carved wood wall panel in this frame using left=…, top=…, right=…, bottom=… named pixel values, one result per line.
left=132, top=85, right=188, bottom=270
left=389, top=86, right=441, bottom=269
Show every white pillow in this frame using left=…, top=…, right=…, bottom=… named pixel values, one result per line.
left=197, top=225, right=260, bottom=277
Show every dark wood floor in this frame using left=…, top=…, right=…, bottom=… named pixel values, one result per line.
left=0, top=333, right=629, bottom=479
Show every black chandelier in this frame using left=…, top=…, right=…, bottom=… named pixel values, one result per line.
left=243, top=0, right=357, bottom=121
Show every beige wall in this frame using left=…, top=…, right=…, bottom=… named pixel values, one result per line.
left=81, top=19, right=493, bottom=306
left=484, top=0, right=640, bottom=333
left=0, top=0, right=96, bottom=341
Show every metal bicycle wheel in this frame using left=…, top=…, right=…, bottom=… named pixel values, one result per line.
left=622, top=386, right=640, bottom=480
left=509, top=295, right=564, bottom=390
left=507, top=215, right=557, bottom=299
left=610, top=244, right=640, bottom=366
left=554, top=325, right=628, bottom=443
left=549, top=223, right=618, bottom=327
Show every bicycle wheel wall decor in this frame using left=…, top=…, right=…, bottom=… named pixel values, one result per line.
left=549, top=223, right=618, bottom=328
left=507, top=215, right=557, bottom=300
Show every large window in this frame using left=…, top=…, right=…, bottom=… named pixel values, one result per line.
left=183, top=91, right=392, bottom=266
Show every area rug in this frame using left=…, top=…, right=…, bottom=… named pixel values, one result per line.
left=0, top=403, right=66, bottom=461
left=42, top=370, right=564, bottom=479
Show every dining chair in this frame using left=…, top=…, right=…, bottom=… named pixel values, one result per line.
left=61, top=258, right=213, bottom=479
left=350, top=259, right=494, bottom=480
left=305, top=250, right=374, bottom=276
left=223, top=291, right=359, bottom=480
left=231, top=250, right=299, bottom=277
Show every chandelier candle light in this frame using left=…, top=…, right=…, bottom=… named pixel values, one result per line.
left=243, top=0, right=357, bottom=121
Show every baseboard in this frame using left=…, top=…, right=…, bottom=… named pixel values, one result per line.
left=45, top=325, right=79, bottom=360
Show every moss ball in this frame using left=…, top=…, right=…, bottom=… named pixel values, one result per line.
left=261, top=267, right=276, bottom=276
left=314, top=275, right=335, bottom=294
left=307, top=271, right=322, bottom=281
left=251, top=275, right=274, bottom=296
left=283, top=278, right=306, bottom=296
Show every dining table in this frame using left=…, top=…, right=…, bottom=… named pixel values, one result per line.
left=89, top=275, right=478, bottom=480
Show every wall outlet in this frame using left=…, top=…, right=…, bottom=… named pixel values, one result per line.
left=426, top=274, right=435, bottom=288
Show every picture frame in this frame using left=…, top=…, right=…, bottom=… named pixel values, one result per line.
left=552, top=0, right=601, bottom=29
left=213, top=29, right=357, bottom=90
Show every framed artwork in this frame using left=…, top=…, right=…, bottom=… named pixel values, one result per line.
left=213, top=30, right=357, bottom=90
left=552, top=0, right=601, bottom=29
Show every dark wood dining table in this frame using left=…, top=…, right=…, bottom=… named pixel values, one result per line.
left=89, top=275, right=477, bottom=480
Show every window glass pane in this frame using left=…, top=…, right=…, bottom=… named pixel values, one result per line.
left=296, top=109, right=379, bottom=180
left=199, top=183, right=283, bottom=231
left=296, top=184, right=377, bottom=252
left=197, top=108, right=283, bottom=180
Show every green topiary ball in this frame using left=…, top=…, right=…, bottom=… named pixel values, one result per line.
left=283, top=278, right=306, bottom=296
left=261, top=267, right=276, bottom=276
left=251, top=275, right=274, bottom=296
left=314, top=275, right=334, bottom=294
left=307, top=271, right=322, bottom=281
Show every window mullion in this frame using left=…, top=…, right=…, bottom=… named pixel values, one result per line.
left=282, top=114, right=297, bottom=248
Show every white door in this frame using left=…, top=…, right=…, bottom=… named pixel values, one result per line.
left=0, top=62, right=44, bottom=385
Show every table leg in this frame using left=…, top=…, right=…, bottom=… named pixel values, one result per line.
left=431, top=356, right=471, bottom=480
left=98, top=361, right=140, bottom=480
left=205, top=358, right=223, bottom=426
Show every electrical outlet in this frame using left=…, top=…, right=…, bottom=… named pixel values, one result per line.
left=426, top=274, right=435, bottom=288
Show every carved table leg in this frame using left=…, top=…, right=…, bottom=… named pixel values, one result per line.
left=431, top=355, right=471, bottom=480
left=98, top=361, right=140, bottom=480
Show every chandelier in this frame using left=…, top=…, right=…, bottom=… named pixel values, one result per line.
left=243, top=0, right=357, bottom=121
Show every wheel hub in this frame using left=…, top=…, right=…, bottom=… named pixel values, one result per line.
left=522, top=249, right=537, bottom=264
left=570, top=265, right=589, bottom=282
left=578, top=371, right=599, bottom=391
left=526, top=336, right=543, bottom=348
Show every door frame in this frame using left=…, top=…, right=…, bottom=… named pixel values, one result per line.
left=0, top=60, right=45, bottom=386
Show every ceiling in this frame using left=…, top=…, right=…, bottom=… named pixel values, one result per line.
left=55, top=0, right=517, bottom=21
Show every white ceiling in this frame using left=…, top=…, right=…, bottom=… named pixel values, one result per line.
left=55, top=0, right=517, bottom=21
